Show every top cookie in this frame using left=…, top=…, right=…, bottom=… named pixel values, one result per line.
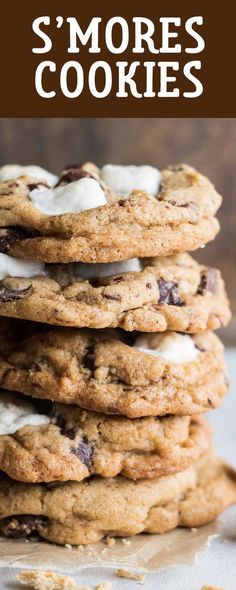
left=0, top=162, right=221, bottom=263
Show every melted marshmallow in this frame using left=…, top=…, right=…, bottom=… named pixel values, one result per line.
left=30, top=177, right=107, bottom=215
left=0, top=393, right=50, bottom=435
left=75, top=258, right=142, bottom=280
left=101, top=164, right=161, bottom=196
left=0, top=165, right=58, bottom=187
left=0, top=253, right=45, bottom=281
left=135, top=333, right=199, bottom=364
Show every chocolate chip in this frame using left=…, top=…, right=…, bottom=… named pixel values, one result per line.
left=0, top=515, right=46, bottom=538
left=197, top=269, right=219, bottom=295
left=0, top=227, right=38, bottom=254
left=103, top=293, right=121, bottom=301
left=56, top=168, right=94, bottom=187
left=158, top=279, right=183, bottom=306
left=72, top=436, right=93, bottom=469
left=0, top=283, right=32, bottom=302
left=146, top=282, right=152, bottom=289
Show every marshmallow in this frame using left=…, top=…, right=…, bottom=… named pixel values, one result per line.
left=101, top=164, right=161, bottom=196
left=0, top=392, right=50, bottom=435
left=135, top=333, right=199, bottom=364
left=75, top=258, right=142, bottom=280
left=0, top=253, right=45, bottom=280
left=30, top=177, right=107, bottom=215
left=0, top=165, right=58, bottom=187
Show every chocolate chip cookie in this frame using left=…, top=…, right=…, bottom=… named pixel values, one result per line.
left=0, top=452, right=235, bottom=545
left=0, top=322, right=228, bottom=418
left=0, top=164, right=221, bottom=263
left=0, top=391, right=210, bottom=483
left=0, top=254, right=230, bottom=332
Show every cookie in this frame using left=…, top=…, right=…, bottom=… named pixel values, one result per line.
left=0, top=163, right=221, bottom=263
left=0, top=452, right=235, bottom=545
left=0, top=391, right=210, bottom=482
left=0, top=254, right=230, bottom=332
left=0, top=322, right=228, bottom=418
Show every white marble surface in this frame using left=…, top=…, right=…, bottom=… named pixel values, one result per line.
left=1, top=349, right=236, bottom=589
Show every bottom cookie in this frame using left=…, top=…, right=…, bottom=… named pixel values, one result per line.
left=0, top=391, right=210, bottom=483
left=0, top=452, right=235, bottom=545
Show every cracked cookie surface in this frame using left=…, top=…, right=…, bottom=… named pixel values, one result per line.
left=0, top=322, right=228, bottom=417
left=0, top=392, right=210, bottom=483
left=0, top=254, right=230, bottom=332
left=0, top=164, right=221, bottom=263
left=0, top=452, right=235, bottom=545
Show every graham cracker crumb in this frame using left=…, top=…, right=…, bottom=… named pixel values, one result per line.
left=201, top=586, right=225, bottom=590
left=18, top=571, right=78, bottom=590
left=105, top=537, right=116, bottom=547
left=116, top=569, right=145, bottom=584
left=95, top=584, right=112, bottom=590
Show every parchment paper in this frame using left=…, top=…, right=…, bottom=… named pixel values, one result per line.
left=0, top=521, right=219, bottom=573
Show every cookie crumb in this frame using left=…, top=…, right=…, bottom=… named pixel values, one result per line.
left=116, top=569, right=145, bottom=584
left=18, top=570, right=78, bottom=590
left=191, top=527, right=197, bottom=533
left=95, top=584, right=112, bottom=590
left=121, top=538, right=131, bottom=546
left=201, top=586, right=225, bottom=590
left=65, top=544, right=72, bottom=550
left=105, top=537, right=116, bottom=547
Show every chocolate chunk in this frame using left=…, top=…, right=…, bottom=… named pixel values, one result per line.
left=0, top=227, right=39, bottom=254
left=103, top=293, right=121, bottom=302
left=158, top=279, right=183, bottom=306
left=0, top=284, right=32, bottom=302
left=0, top=515, right=46, bottom=538
left=56, top=167, right=94, bottom=187
left=72, top=436, right=93, bottom=469
left=197, top=269, right=219, bottom=295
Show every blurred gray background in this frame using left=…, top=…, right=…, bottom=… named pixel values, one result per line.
left=0, top=118, right=235, bottom=343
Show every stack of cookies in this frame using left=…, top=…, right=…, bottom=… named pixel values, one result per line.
left=0, top=162, right=235, bottom=546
